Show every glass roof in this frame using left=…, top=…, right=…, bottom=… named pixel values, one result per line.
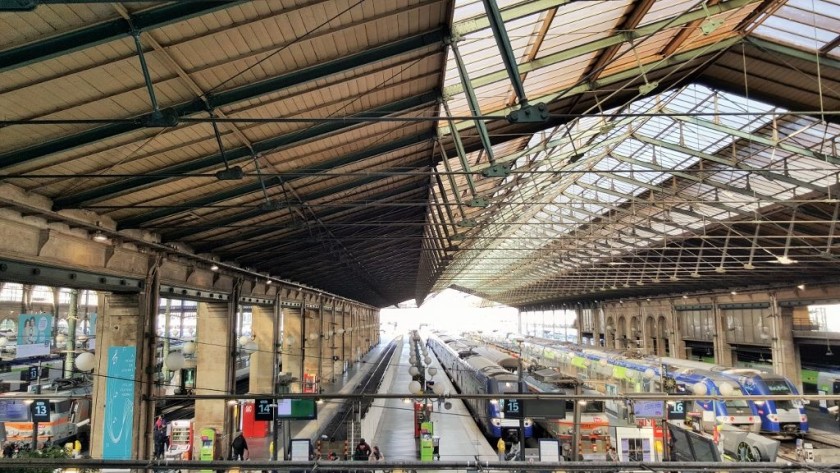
left=751, top=0, right=840, bottom=56
left=423, top=0, right=840, bottom=306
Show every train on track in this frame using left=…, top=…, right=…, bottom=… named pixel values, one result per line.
left=0, top=376, right=91, bottom=448
left=500, top=336, right=808, bottom=436
left=427, top=333, right=534, bottom=442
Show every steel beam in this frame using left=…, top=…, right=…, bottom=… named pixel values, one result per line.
left=0, top=1, right=241, bottom=73
left=225, top=187, right=425, bottom=260
left=449, top=41, right=498, bottom=166
left=168, top=167, right=429, bottom=244
left=440, top=35, right=741, bottom=135
left=52, top=91, right=438, bottom=209
left=1, top=29, right=444, bottom=171
left=480, top=0, right=529, bottom=105
left=631, top=134, right=824, bottom=193
left=116, top=130, right=434, bottom=228
left=442, top=0, right=757, bottom=98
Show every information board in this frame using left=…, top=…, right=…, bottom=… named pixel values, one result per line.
left=255, top=398, right=274, bottom=421
left=633, top=400, right=665, bottom=419
left=277, top=399, right=317, bottom=420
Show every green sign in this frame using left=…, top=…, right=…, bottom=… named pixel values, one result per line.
left=277, top=399, right=317, bottom=420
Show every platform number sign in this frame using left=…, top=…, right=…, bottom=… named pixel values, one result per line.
left=666, top=400, right=686, bottom=420
left=255, top=398, right=274, bottom=421
left=30, top=400, right=49, bottom=422
left=503, top=399, right=523, bottom=418
left=28, top=366, right=39, bottom=382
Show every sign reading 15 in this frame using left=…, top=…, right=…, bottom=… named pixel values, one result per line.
left=503, top=399, right=522, bottom=418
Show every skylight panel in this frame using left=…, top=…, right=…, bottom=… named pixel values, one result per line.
left=751, top=0, right=840, bottom=52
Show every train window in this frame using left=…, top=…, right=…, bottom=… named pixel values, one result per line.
left=0, top=400, right=29, bottom=421
left=52, top=400, right=71, bottom=413
left=724, top=399, right=750, bottom=409
left=497, top=381, right=518, bottom=393
left=584, top=401, right=605, bottom=413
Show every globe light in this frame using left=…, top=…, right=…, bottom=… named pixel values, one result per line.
left=692, top=382, right=708, bottom=396
left=599, top=358, right=608, bottom=366
left=719, top=382, right=735, bottom=396
left=56, top=333, right=67, bottom=344
left=409, top=366, right=420, bottom=376
left=644, top=368, right=656, bottom=379
left=238, top=335, right=250, bottom=347
left=432, top=383, right=445, bottom=396
left=428, top=367, right=438, bottom=377
left=408, top=380, right=423, bottom=394
left=164, top=351, right=186, bottom=371
left=75, top=352, right=95, bottom=371
left=424, top=356, right=432, bottom=365
left=182, top=341, right=197, bottom=355
left=243, top=341, right=258, bottom=355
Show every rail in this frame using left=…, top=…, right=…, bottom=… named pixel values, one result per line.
left=318, top=340, right=397, bottom=441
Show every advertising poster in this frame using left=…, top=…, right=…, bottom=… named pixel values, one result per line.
left=102, top=346, right=136, bottom=459
left=16, top=314, right=53, bottom=358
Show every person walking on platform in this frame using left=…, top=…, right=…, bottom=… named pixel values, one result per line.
left=497, top=437, right=506, bottom=461
left=353, top=438, right=371, bottom=461
left=153, top=425, right=167, bottom=460
left=231, top=430, right=249, bottom=461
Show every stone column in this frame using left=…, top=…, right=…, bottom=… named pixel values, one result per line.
left=89, top=290, right=155, bottom=460
left=302, top=304, right=320, bottom=388
left=193, top=301, right=233, bottom=458
left=712, top=299, right=734, bottom=365
left=669, top=301, right=686, bottom=359
left=773, top=298, right=802, bottom=390
left=281, top=307, right=303, bottom=393
left=250, top=304, right=275, bottom=394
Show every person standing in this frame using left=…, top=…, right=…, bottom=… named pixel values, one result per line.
left=231, top=431, right=249, bottom=461
left=497, top=437, right=506, bottom=461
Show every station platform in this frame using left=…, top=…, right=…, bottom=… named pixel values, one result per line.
left=369, top=336, right=497, bottom=462
left=245, top=341, right=393, bottom=460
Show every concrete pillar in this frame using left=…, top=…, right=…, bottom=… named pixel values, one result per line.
left=712, top=300, right=734, bottom=365
left=250, top=304, right=275, bottom=394
left=281, top=307, right=303, bottom=393
left=89, top=291, right=154, bottom=460
left=193, top=301, right=233, bottom=458
left=321, top=301, right=336, bottom=383
left=773, top=299, right=802, bottom=390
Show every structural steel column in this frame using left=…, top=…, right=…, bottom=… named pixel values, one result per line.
left=250, top=304, right=275, bottom=394
left=89, top=291, right=153, bottom=460
left=302, top=305, right=320, bottom=383
left=193, top=301, right=233, bottom=458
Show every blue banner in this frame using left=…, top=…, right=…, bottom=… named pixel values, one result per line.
left=16, top=314, right=53, bottom=358
left=103, top=346, right=136, bottom=459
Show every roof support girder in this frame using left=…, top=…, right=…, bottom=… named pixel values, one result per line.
left=0, top=1, right=241, bottom=73
left=53, top=91, right=438, bottom=209
left=223, top=184, right=426, bottom=258
left=177, top=170, right=429, bottom=245
left=1, top=29, right=445, bottom=172
left=442, top=0, right=757, bottom=99
left=117, top=130, right=435, bottom=228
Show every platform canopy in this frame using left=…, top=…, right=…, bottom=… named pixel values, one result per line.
left=0, top=0, right=838, bottom=308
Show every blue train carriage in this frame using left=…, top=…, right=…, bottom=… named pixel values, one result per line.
left=725, top=369, right=808, bottom=435
left=461, top=355, right=534, bottom=441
